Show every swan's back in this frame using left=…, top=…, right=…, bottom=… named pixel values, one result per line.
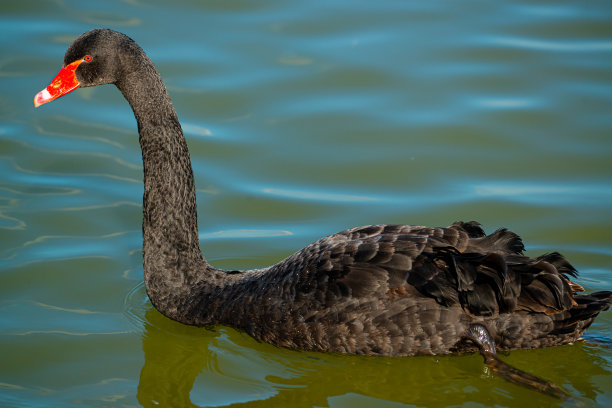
left=204, top=222, right=610, bottom=356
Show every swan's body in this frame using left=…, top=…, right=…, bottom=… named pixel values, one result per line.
left=35, top=29, right=611, bottom=358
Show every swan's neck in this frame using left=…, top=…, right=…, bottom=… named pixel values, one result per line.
left=116, top=60, right=224, bottom=323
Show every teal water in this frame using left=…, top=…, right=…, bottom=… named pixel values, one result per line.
left=1, top=0, right=612, bottom=406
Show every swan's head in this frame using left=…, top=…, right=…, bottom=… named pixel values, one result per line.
left=34, top=29, right=142, bottom=107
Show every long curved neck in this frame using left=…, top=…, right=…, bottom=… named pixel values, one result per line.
left=115, top=56, right=219, bottom=322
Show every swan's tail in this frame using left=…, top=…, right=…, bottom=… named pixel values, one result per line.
left=551, top=291, right=612, bottom=335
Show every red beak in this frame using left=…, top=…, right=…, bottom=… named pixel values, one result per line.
left=34, top=59, right=84, bottom=108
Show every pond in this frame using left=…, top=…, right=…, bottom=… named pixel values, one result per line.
left=1, top=0, right=611, bottom=407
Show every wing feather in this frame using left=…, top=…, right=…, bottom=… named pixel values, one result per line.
left=282, top=222, right=583, bottom=318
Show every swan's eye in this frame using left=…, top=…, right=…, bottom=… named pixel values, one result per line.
left=83, top=55, right=93, bottom=62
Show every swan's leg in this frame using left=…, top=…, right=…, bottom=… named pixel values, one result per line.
left=464, top=324, right=570, bottom=400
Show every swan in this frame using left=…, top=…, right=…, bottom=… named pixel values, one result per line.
left=35, top=28, right=610, bottom=396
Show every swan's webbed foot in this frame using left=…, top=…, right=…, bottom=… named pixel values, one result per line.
left=464, top=324, right=570, bottom=400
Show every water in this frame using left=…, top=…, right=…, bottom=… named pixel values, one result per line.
left=1, top=0, right=612, bottom=406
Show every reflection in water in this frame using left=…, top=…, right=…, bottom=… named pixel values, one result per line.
left=138, top=308, right=210, bottom=407
left=136, top=305, right=611, bottom=407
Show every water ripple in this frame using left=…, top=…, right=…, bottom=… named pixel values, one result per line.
left=200, top=229, right=293, bottom=240
left=262, top=187, right=379, bottom=203
left=470, top=180, right=612, bottom=206
left=493, top=36, right=612, bottom=52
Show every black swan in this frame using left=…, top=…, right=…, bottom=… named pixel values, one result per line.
left=35, top=29, right=611, bottom=397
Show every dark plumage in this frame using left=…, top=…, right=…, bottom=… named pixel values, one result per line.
left=35, top=29, right=611, bottom=358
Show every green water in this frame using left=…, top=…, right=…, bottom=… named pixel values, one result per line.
left=1, top=0, right=612, bottom=406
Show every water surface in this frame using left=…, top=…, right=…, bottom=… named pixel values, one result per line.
left=1, top=0, right=611, bottom=407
